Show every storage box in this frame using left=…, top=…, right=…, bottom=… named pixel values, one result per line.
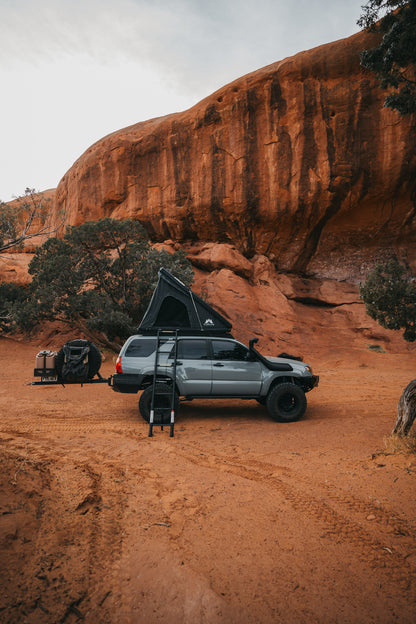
left=34, top=350, right=57, bottom=377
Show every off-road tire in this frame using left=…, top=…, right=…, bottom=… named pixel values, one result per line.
left=55, top=339, right=102, bottom=381
left=139, top=383, right=179, bottom=424
left=266, top=382, right=307, bottom=422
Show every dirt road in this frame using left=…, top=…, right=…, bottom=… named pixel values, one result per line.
left=1, top=337, right=416, bottom=623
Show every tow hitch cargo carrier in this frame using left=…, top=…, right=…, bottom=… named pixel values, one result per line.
left=31, top=339, right=109, bottom=386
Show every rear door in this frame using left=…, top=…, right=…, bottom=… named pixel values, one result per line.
left=211, top=339, right=263, bottom=395
left=174, top=339, right=212, bottom=395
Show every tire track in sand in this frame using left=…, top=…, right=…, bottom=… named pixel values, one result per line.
left=0, top=440, right=127, bottom=623
left=171, top=442, right=416, bottom=596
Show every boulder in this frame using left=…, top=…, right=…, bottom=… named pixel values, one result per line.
left=187, top=243, right=252, bottom=278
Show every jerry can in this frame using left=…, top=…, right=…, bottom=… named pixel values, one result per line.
left=34, top=350, right=57, bottom=377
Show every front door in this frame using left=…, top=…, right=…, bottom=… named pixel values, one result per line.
left=211, top=339, right=263, bottom=395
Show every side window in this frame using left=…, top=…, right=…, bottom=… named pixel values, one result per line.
left=176, top=340, right=209, bottom=360
left=125, top=339, right=156, bottom=357
left=212, top=340, right=249, bottom=361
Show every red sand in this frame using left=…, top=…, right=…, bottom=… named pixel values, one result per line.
left=1, top=336, right=416, bottom=623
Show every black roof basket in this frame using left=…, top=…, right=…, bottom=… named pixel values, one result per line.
left=138, top=268, right=232, bottom=336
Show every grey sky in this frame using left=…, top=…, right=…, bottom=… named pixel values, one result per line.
left=0, top=0, right=365, bottom=201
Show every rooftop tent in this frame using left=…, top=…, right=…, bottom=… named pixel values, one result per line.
left=138, top=268, right=232, bottom=335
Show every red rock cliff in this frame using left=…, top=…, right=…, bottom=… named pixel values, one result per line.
left=54, top=29, right=416, bottom=281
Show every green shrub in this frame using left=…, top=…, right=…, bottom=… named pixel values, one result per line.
left=9, top=218, right=193, bottom=348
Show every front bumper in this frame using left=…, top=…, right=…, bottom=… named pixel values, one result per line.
left=302, top=375, right=319, bottom=392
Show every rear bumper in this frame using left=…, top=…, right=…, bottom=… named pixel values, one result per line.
left=111, top=373, right=143, bottom=394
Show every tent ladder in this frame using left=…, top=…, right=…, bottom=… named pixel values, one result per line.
left=148, top=329, right=178, bottom=438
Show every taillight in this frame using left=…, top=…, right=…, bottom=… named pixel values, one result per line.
left=115, top=355, right=123, bottom=374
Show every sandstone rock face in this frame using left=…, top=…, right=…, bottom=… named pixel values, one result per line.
left=191, top=267, right=409, bottom=358
left=0, top=253, right=32, bottom=285
left=53, top=28, right=416, bottom=281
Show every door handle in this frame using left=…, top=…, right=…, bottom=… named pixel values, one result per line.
left=213, top=362, right=224, bottom=367
left=175, top=361, right=183, bottom=366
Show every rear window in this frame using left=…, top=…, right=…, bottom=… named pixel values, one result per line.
left=125, top=339, right=156, bottom=358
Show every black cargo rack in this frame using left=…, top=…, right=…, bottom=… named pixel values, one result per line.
left=31, top=372, right=112, bottom=388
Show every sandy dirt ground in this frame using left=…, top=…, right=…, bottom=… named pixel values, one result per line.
left=1, top=334, right=416, bottom=624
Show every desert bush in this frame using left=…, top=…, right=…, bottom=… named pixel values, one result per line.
left=360, top=258, right=416, bottom=342
left=383, top=433, right=416, bottom=456
left=361, top=258, right=416, bottom=436
left=0, top=282, right=27, bottom=331
left=0, top=188, right=59, bottom=252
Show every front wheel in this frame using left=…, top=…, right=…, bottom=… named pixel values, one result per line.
left=266, top=383, right=306, bottom=422
left=139, top=383, right=179, bottom=424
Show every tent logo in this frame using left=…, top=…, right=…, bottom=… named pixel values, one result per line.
left=204, top=318, right=214, bottom=327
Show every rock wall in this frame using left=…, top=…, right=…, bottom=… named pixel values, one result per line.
left=53, top=29, right=416, bottom=281
left=0, top=253, right=32, bottom=285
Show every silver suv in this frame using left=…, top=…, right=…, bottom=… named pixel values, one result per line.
left=112, top=335, right=318, bottom=423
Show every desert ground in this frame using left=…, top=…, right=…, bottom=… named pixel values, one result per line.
left=1, top=333, right=416, bottom=624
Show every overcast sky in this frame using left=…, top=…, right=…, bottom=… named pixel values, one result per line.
left=0, top=0, right=365, bottom=202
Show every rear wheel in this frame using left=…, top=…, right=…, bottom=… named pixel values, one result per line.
left=266, top=382, right=306, bottom=422
left=139, top=383, right=179, bottom=424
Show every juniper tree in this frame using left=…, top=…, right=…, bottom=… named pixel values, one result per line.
left=358, top=1, right=416, bottom=115
left=10, top=218, right=193, bottom=349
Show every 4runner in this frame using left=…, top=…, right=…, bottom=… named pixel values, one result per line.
left=112, top=334, right=319, bottom=423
